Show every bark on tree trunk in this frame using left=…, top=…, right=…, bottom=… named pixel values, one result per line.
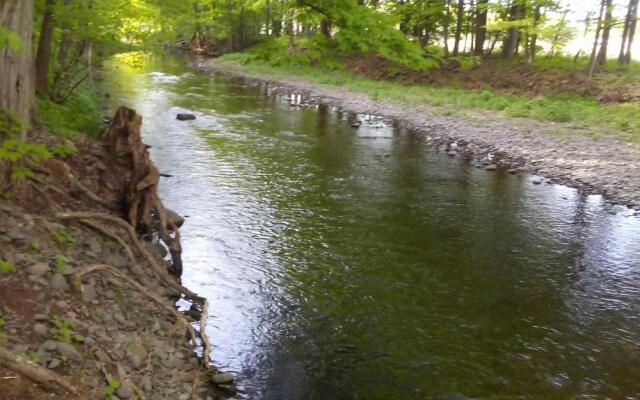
left=443, top=0, right=451, bottom=58
left=588, top=0, right=606, bottom=78
left=0, top=0, right=35, bottom=136
left=596, top=0, right=613, bottom=66
left=453, top=0, right=464, bottom=56
left=474, top=0, right=488, bottom=55
left=35, top=0, right=56, bottom=95
left=502, top=2, right=525, bottom=60
left=527, top=5, right=541, bottom=64
left=624, top=1, right=638, bottom=63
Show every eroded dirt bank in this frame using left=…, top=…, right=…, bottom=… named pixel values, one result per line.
left=0, top=109, right=235, bottom=399
left=201, top=59, right=640, bottom=211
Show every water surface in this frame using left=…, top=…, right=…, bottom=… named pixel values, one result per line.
left=104, top=54, right=640, bottom=400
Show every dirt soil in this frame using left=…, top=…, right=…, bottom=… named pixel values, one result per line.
left=0, top=129, right=236, bottom=399
left=202, top=58, right=640, bottom=211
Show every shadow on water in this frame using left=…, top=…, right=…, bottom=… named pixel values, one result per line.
left=103, top=53, right=640, bottom=400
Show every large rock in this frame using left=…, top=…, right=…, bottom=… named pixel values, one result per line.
left=49, top=274, right=70, bottom=292
left=28, top=262, right=50, bottom=277
left=176, top=113, right=196, bottom=121
left=211, top=372, right=234, bottom=384
left=54, top=341, right=83, bottom=362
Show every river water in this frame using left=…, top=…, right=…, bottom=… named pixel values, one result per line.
left=103, top=53, right=640, bottom=400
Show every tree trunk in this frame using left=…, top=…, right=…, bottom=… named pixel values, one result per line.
left=624, top=0, right=639, bottom=63
left=588, top=0, right=606, bottom=78
left=453, top=0, right=464, bottom=56
left=0, top=0, right=35, bottom=136
left=443, top=0, right=451, bottom=58
left=619, top=0, right=639, bottom=64
left=35, top=0, right=56, bottom=95
left=527, top=5, right=541, bottom=64
left=474, top=0, right=488, bottom=55
left=320, top=18, right=331, bottom=38
left=596, top=0, right=613, bottom=66
left=503, top=2, right=524, bottom=60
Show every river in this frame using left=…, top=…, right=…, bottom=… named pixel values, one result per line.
left=103, top=53, right=640, bottom=400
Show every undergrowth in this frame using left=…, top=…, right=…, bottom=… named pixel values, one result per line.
left=37, top=80, right=103, bottom=138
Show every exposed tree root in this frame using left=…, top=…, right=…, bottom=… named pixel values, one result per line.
left=56, top=212, right=200, bottom=301
left=0, top=345, right=79, bottom=395
left=73, top=264, right=196, bottom=341
left=74, top=218, right=136, bottom=265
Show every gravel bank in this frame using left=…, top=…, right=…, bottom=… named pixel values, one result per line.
left=200, top=59, right=640, bottom=211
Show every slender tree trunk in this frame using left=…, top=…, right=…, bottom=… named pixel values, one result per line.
left=320, top=18, right=331, bottom=38
left=443, top=0, right=451, bottom=58
left=453, top=0, right=464, bottom=56
left=620, top=0, right=639, bottom=64
left=0, top=0, right=35, bottom=136
left=596, top=0, right=613, bottom=66
left=35, top=0, right=56, bottom=94
left=503, top=1, right=524, bottom=60
left=588, top=0, right=606, bottom=78
left=474, top=0, right=488, bottom=55
left=624, top=0, right=639, bottom=63
left=527, top=5, right=542, bottom=64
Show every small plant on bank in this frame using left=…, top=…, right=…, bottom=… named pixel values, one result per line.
left=0, top=308, right=7, bottom=340
left=53, top=255, right=72, bottom=274
left=103, top=378, right=121, bottom=399
left=26, top=351, right=42, bottom=364
left=26, top=239, right=40, bottom=253
left=52, top=315, right=84, bottom=343
left=52, top=227, right=75, bottom=247
left=0, top=259, right=14, bottom=273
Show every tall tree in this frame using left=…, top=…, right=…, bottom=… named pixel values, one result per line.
left=453, top=0, right=465, bottom=56
left=474, top=0, right=488, bottom=55
left=502, top=0, right=525, bottom=60
left=618, top=0, right=639, bottom=64
left=596, top=0, right=613, bottom=66
left=35, top=0, right=56, bottom=94
left=0, top=0, right=35, bottom=135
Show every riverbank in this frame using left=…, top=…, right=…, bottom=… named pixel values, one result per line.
left=0, top=113, right=234, bottom=399
left=200, top=58, right=640, bottom=211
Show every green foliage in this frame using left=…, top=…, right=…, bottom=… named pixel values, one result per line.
left=0, top=259, right=15, bottom=273
left=52, top=228, right=76, bottom=247
left=104, top=378, right=121, bottom=399
left=37, top=82, right=103, bottom=138
left=52, top=315, right=84, bottom=344
left=0, top=309, right=6, bottom=341
left=0, top=26, right=23, bottom=51
left=53, top=255, right=72, bottom=274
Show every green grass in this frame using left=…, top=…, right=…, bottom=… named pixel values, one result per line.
left=219, top=52, right=640, bottom=142
left=37, top=80, right=103, bottom=138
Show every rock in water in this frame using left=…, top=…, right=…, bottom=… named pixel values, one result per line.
left=211, top=372, right=234, bottom=384
left=165, top=208, right=185, bottom=228
left=176, top=113, right=196, bottom=121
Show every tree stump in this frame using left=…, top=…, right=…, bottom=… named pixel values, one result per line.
left=102, top=107, right=183, bottom=274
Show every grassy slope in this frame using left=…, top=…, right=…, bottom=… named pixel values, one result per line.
left=219, top=52, right=640, bottom=142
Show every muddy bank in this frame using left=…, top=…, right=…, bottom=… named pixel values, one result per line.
left=200, top=59, right=640, bottom=211
left=0, top=111, right=236, bottom=399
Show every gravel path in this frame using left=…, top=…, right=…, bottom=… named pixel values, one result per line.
left=200, top=59, right=640, bottom=210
